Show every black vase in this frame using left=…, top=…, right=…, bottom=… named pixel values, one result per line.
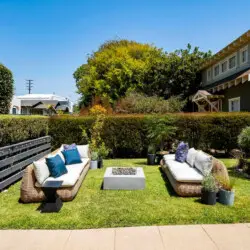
left=98, top=157, right=103, bottom=168
left=201, top=189, right=217, bottom=205
left=147, top=154, right=156, bottom=165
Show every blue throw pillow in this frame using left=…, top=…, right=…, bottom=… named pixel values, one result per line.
left=46, top=154, right=68, bottom=178
left=62, top=148, right=82, bottom=165
left=63, top=143, right=77, bottom=151
left=175, top=142, right=189, bottom=163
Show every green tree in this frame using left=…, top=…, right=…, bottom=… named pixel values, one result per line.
left=74, top=39, right=168, bottom=105
left=165, top=44, right=212, bottom=98
left=74, top=41, right=211, bottom=106
left=0, top=64, right=14, bottom=114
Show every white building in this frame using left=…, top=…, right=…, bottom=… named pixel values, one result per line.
left=10, top=94, right=73, bottom=115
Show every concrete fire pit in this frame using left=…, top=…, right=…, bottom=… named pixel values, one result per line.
left=103, top=167, right=145, bottom=190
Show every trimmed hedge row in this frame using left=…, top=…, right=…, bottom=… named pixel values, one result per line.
left=49, top=115, right=148, bottom=157
left=2, top=113, right=250, bottom=157
left=0, top=115, right=49, bottom=147
left=49, top=113, right=250, bottom=157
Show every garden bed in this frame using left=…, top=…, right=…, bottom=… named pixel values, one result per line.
left=0, top=158, right=250, bottom=229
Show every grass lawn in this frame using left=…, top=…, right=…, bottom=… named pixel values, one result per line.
left=0, top=158, right=250, bottom=229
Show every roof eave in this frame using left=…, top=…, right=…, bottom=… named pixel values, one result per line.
left=200, top=30, right=250, bottom=70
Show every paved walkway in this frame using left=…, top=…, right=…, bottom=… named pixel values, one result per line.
left=1, top=224, right=250, bottom=250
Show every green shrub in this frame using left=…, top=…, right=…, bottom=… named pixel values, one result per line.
left=0, top=115, right=49, bottom=146
left=238, top=126, right=250, bottom=151
left=115, top=92, right=185, bottom=114
left=202, top=174, right=218, bottom=192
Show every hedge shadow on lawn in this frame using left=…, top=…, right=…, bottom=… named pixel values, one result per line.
left=158, top=167, right=178, bottom=197
left=132, top=160, right=148, bottom=166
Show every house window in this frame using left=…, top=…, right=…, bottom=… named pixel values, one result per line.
left=207, top=69, right=212, bottom=81
left=240, top=46, right=248, bottom=64
left=229, top=55, right=236, bottom=69
left=221, top=60, right=228, bottom=73
left=229, top=97, right=240, bottom=112
left=214, top=65, right=220, bottom=77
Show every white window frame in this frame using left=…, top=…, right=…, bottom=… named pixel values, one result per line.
left=207, top=68, right=212, bottom=81
left=213, top=64, right=220, bottom=78
left=228, top=97, right=241, bottom=112
left=240, top=45, right=248, bottom=65
left=228, top=53, right=237, bottom=70
left=221, top=59, right=228, bottom=73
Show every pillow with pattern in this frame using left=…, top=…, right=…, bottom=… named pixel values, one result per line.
left=175, top=142, right=189, bottom=163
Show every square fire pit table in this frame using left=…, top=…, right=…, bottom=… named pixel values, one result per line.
left=103, top=167, right=145, bottom=190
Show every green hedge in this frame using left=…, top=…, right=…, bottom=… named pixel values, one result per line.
left=49, top=113, right=250, bottom=157
left=0, top=115, right=49, bottom=147
left=2, top=113, right=250, bottom=156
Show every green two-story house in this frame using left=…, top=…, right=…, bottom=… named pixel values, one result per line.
left=199, top=30, right=250, bottom=112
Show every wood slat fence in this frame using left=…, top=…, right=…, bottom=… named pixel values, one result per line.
left=0, top=136, right=51, bottom=190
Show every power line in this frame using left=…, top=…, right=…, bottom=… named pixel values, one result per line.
left=26, top=79, right=34, bottom=94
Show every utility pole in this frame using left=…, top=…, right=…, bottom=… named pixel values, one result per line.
left=26, top=80, right=34, bottom=94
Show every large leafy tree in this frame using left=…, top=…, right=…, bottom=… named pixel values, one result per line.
left=74, top=39, right=168, bottom=105
left=165, top=44, right=212, bottom=98
left=0, top=64, right=14, bottom=114
left=74, top=40, right=211, bottom=106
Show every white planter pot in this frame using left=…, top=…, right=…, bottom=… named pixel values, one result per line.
left=90, top=160, right=98, bottom=169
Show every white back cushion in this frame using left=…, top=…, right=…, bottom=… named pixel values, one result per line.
left=186, top=148, right=198, bottom=167
left=194, top=151, right=213, bottom=176
left=77, top=145, right=89, bottom=158
left=33, top=159, right=50, bottom=185
left=57, top=151, right=65, bottom=163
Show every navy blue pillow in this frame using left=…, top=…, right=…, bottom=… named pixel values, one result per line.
left=62, top=148, right=82, bottom=165
left=175, top=142, right=189, bottom=163
left=46, top=154, right=68, bottom=178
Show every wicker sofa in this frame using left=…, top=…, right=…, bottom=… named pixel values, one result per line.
left=160, top=153, right=229, bottom=197
left=20, top=148, right=90, bottom=203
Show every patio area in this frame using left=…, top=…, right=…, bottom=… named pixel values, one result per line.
left=1, top=224, right=250, bottom=250
left=1, top=159, right=250, bottom=229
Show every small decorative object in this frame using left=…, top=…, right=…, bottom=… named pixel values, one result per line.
left=90, top=151, right=99, bottom=169
left=201, top=174, right=218, bottom=205
left=147, top=144, right=156, bottom=165
left=217, top=176, right=235, bottom=206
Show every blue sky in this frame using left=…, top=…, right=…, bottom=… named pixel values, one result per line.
left=1, top=0, right=250, bottom=103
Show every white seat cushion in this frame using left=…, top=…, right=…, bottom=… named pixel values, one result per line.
left=35, top=158, right=89, bottom=187
left=163, top=154, right=175, bottom=161
left=165, top=158, right=203, bottom=183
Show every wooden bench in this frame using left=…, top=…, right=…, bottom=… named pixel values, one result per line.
left=0, top=136, right=51, bottom=191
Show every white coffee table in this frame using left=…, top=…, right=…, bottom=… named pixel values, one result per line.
left=103, top=167, right=145, bottom=190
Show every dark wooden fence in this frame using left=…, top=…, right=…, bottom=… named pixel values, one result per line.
left=0, top=136, right=51, bottom=190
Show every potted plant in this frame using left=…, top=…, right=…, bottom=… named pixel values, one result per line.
left=217, top=176, right=235, bottom=206
left=147, top=144, right=156, bottom=165
left=90, top=151, right=99, bottom=169
left=146, top=116, right=177, bottom=165
left=201, top=174, right=218, bottom=205
left=97, top=142, right=109, bottom=168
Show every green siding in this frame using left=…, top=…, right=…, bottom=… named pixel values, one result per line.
left=218, top=81, right=250, bottom=111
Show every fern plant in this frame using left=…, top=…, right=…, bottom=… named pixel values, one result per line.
left=146, top=116, right=177, bottom=151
